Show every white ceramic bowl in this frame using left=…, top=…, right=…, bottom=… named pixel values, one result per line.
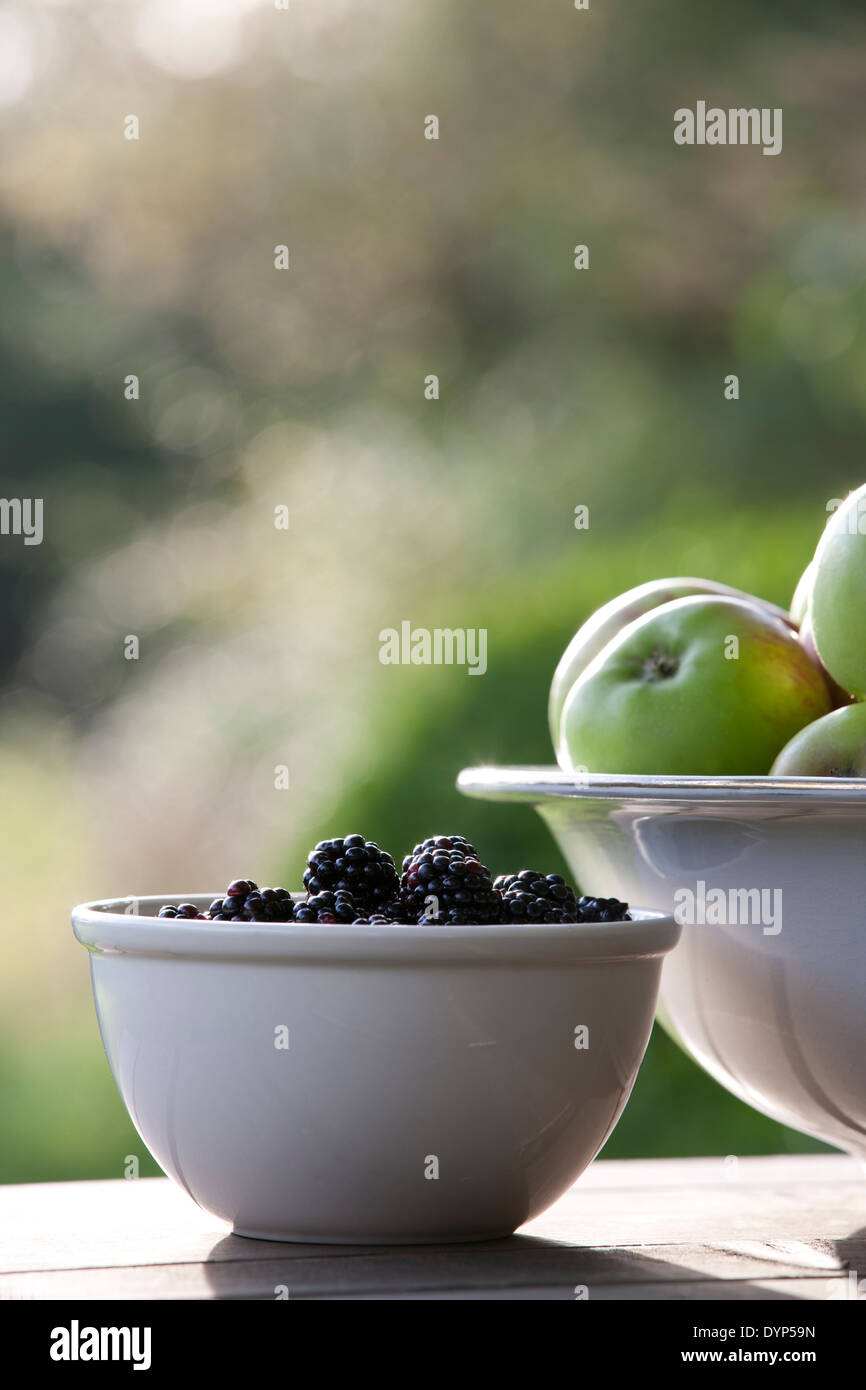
left=72, top=893, right=678, bottom=1244
left=459, top=767, right=866, bottom=1159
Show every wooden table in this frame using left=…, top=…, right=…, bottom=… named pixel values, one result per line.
left=2, top=1155, right=864, bottom=1300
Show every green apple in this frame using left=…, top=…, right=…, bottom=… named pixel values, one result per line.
left=560, top=595, right=833, bottom=776
left=811, top=484, right=866, bottom=697
left=786, top=556, right=847, bottom=706
left=771, top=701, right=866, bottom=776
left=549, top=578, right=792, bottom=765
left=797, top=610, right=850, bottom=709
left=789, top=560, right=815, bottom=627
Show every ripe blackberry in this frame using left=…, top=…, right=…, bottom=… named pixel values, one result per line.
left=303, top=835, right=399, bottom=914
left=497, top=893, right=570, bottom=924
left=417, top=907, right=471, bottom=925
left=207, top=879, right=295, bottom=923
left=353, top=898, right=428, bottom=925
left=382, top=898, right=417, bottom=925
left=576, top=895, right=631, bottom=923
left=207, top=878, right=257, bottom=921
left=350, top=898, right=417, bottom=925
left=401, top=837, right=500, bottom=923
left=158, top=902, right=206, bottom=920
left=494, top=870, right=578, bottom=920
left=401, top=834, right=479, bottom=871
left=294, top=890, right=358, bottom=924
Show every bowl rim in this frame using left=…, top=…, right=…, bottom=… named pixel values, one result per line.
left=71, top=894, right=680, bottom=965
left=458, top=765, right=866, bottom=805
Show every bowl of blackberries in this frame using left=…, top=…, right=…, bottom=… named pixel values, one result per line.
left=72, top=831, right=679, bottom=1244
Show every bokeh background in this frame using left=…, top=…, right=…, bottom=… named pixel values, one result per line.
left=2, top=0, right=866, bottom=1180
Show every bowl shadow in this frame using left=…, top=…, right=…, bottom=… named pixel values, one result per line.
left=199, top=1230, right=818, bottom=1300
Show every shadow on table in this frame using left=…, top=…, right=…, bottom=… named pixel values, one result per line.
left=200, top=1232, right=812, bottom=1301
left=833, top=1226, right=866, bottom=1298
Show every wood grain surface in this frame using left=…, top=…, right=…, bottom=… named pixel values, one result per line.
left=1, top=1155, right=863, bottom=1300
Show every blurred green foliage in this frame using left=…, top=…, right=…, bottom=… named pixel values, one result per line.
left=2, top=0, right=860, bottom=1180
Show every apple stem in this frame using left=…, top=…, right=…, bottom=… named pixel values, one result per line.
left=641, top=648, right=680, bottom=683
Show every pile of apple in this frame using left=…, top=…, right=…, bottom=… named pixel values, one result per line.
left=550, top=484, right=866, bottom=778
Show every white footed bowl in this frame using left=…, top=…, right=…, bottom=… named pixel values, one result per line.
left=459, top=767, right=866, bottom=1159
left=72, top=894, right=679, bottom=1244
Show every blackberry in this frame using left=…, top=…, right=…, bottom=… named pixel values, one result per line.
left=494, top=870, right=578, bottom=920
left=417, top=907, right=471, bottom=925
left=494, top=867, right=575, bottom=911
left=242, top=887, right=294, bottom=923
left=227, top=878, right=257, bottom=898
left=401, top=834, right=479, bottom=871
left=207, top=879, right=295, bottom=923
left=294, top=890, right=358, bottom=924
left=382, top=898, right=417, bottom=925
left=497, top=892, right=571, bottom=924
left=303, top=835, right=399, bottom=915
left=576, top=895, right=631, bottom=923
left=207, top=878, right=258, bottom=921
left=401, top=836, right=500, bottom=923
left=352, top=899, right=424, bottom=926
